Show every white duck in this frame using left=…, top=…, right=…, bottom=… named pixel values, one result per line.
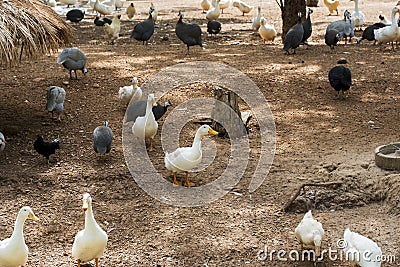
left=232, top=0, right=253, bottom=16
left=132, top=94, right=158, bottom=151
left=258, top=17, right=276, bottom=43
left=252, top=4, right=263, bottom=31
left=165, top=125, right=218, bottom=187
left=119, top=77, right=142, bottom=106
left=94, top=0, right=114, bottom=16
left=206, top=0, right=221, bottom=20
left=201, top=0, right=211, bottom=13
left=343, top=228, right=382, bottom=267
left=218, top=0, right=231, bottom=14
left=114, top=0, right=125, bottom=10
left=0, top=206, right=39, bottom=267
left=59, top=0, right=76, bottom=7
left=294, top=210, right=325, bottom=257
left=374, top=6, right=400, bottom=50
left=72, top=193, right=108, bottom=267
left=350, top=0, right=365, bottom=31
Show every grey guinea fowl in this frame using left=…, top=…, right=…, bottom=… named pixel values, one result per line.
left=131, top=7, right=154, bottom=45
left=93, top=121, right=113, bottom=155
left=57, top=47, right=88, bottom=80
left=66, top=9, right=85, bottom=23
left=125, top=100, right=171, bottom=123
left=46, top=86, right=66, bottom=121
left=328, top=65, right=352, bottom=99
left=325, top=29, right=342, bottom=50
left=175, top=11, right=203, bottom=54
left=207, top=20, right=221, bottom=36
left=326, top=10, right=355, bottom=44
left=301, top=8, right=313, bottom=45
left=283, top=12, right=304, bottom=55
left=0, top=132, right=5, bottom=152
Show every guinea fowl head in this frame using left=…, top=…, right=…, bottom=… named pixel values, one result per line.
left=308, top=8, right=313, bottom=15
left=82, top=68, right=88, bottom=76
left=178, top=11, right=184, bottom=21
left=297, top=12, right=302, bottom=23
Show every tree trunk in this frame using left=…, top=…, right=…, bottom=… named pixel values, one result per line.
left=276, top=0, right=306, bottom=42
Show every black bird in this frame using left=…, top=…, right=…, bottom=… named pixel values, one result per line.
left=207, top=20, right=221, bottom=36
left=66, top=9, right=85, bottom=23
left=325, top=29, right=342, bottom=50
left=175, top=11, right=203, bottom=54
left=356, top=22, right=386, bottom=44
left=283, top=12, right=304, bottom=55
left=94, top=16, right=112, bottom=26
left=131, top=7, right=155, bottom=45
left=328, top=66, right=352, bottom=99
left=301, top=8, right=313, bottom=45
left=125, top=100, right=171, bottom=123
left=34, top=135, right=60, bottom=163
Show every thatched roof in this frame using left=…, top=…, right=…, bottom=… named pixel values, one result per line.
left=0, top=0, right=74, bottom=67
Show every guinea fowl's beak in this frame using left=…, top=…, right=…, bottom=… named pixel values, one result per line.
left=208, top=128, right=218, bottom=135
left=28, top=211, right=39, bottom=221
left=82, top=200, right=89, bottom=212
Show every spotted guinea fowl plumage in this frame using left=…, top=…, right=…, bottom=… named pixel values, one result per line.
left=131, top=7, right=155, bottom=44
left=175, top=11, right=203, bottom=53
left=46, top=86, right=66, bottom=121
left=328, top=65, right=352, bottom=97
left=283, top=12, right=304, bottom=54
left=93, top=121, right=113, bottom=155
left=57, top=47, right=88, bottom=80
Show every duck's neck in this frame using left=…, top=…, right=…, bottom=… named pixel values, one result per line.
left=10, top=214, right=26, bottom=244
left=84, top=205, right=98, bottom=231
left=354, top=0, right=359, bottom=12
left=191, top=131, right=203, bottom=152
left=145, top=99, right=155, bottom=121
left=391, top=9, right=398, bottom=28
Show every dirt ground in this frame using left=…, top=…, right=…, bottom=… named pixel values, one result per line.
left=0, top=0, right=400, bottom=266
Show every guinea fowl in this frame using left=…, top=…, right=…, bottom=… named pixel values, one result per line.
left=131, top=7, right=155, bottom=45
left=301, top=8, right=313, bottom=45
left=57, top=47, right=88, bottom=80
left=0, top=132, right=5, bottom=152
left=93, top=121, right=113, bottom=157
left=94, top=16, right=112, bottom=26
left=207, top=20, right=221, bottom=36
left=356, top=22, right=386, bottom=44
left=327, top=10, right=354, bottom=44
left=175, top=11, right=203, bottom=54
left=328, top=65, right=352, bottom=99
left=46, top=86, right=66, bottom=121
left=125, top=100, right=171, bottom=123
left=283, top=12, right=304, bottom=55
left=325, top=29, right=342, bottom=50
left=66, top=9, right=85, bottom=23
left=34, top=135, right=60, bottom=163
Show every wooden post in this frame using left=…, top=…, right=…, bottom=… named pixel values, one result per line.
left=211, top=87, right=246, bottom=138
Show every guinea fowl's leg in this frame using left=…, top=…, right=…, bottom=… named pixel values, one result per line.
left=75, top=70, right=78, bottom=80
left=69, top=70, right=73, bottom=80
